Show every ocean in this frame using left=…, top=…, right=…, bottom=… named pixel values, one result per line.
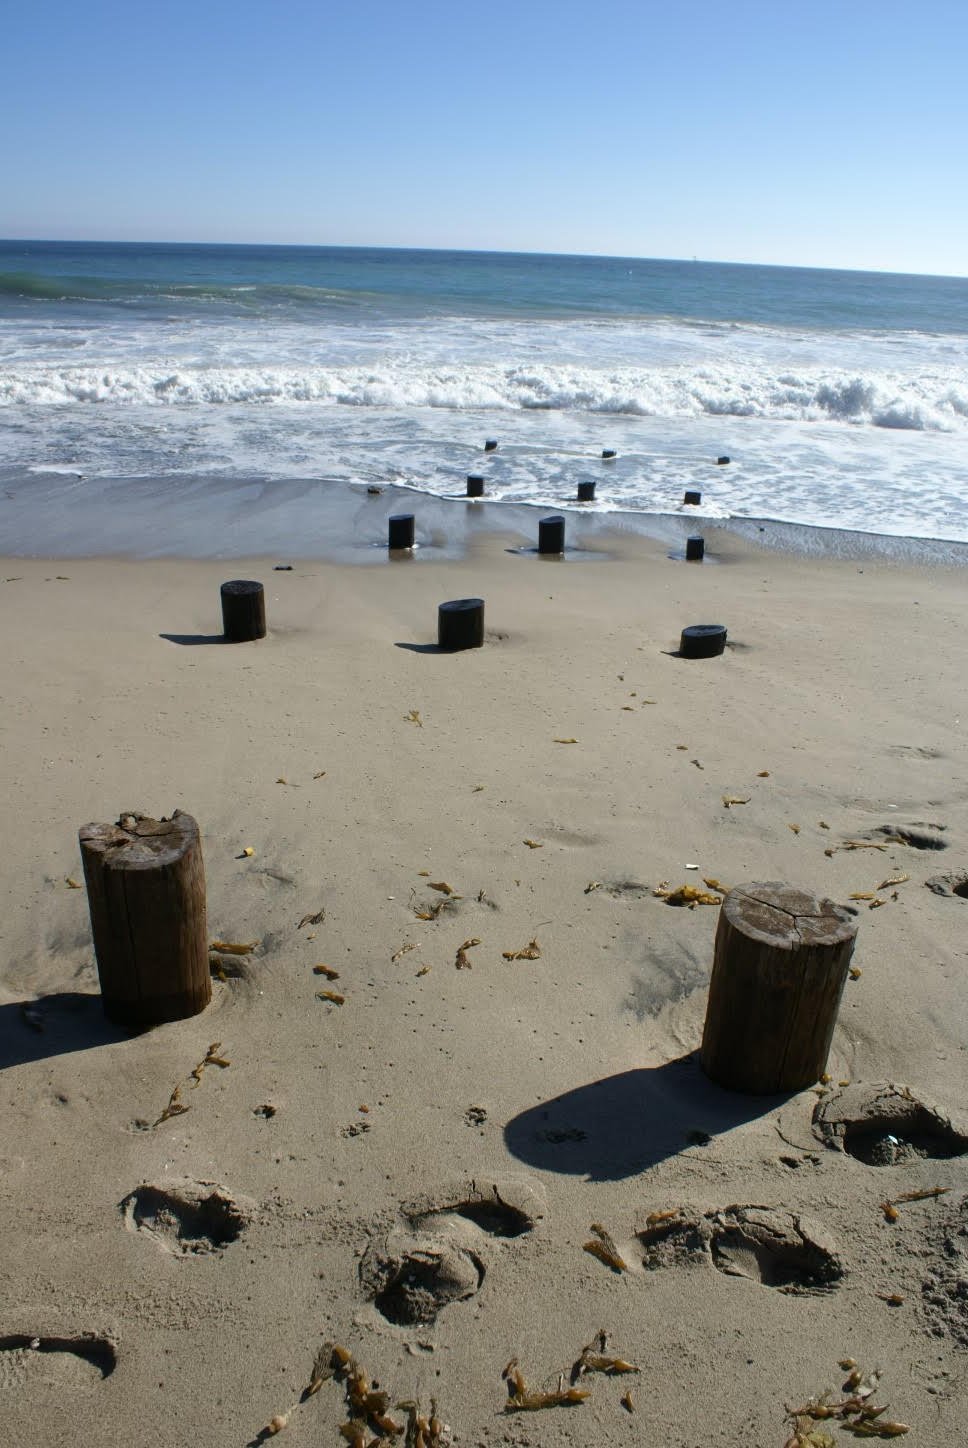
left=1, top=239, right=967, bottom=555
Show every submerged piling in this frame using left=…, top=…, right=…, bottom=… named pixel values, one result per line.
left=388, top=514, right=415, bottom=550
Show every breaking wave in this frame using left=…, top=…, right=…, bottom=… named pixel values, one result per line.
left=2, top=360, right=965, bottom=431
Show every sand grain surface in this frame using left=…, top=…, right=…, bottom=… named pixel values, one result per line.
left=2, top=528, right=966, bottom=1446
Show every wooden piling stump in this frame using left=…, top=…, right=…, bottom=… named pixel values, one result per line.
left=577, top=481, right=596, bottom=501
left=79, top=810, right=210, bottom=1028
left=538, top=514, right=565, bottom=554
left=438, top=597, right=484, bottom=651
left=466, top=474, right=485, bottom=497
left=220, top=579, right=266, bottom=642
left=388, top=513, right=415, bottom=549
left=701, top=881, right=858, bottom=1094
left=680, top=623, right=726, bottom=657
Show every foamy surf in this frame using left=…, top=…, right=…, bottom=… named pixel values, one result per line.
left=2, top=240, right=966, bottom=548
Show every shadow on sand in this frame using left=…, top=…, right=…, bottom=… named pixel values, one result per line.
left=159, top=632, right=226, bottom=646
left=394, top=641, right=444, bottom=654
left=0, top=991, right=131, bottom=1071
left=503, top=1051, right=792, bottom=1181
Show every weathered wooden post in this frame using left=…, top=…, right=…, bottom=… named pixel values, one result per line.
left=220, top=580, right=266, bottom=642
left=466, top=474, right=485, bottom=497
left=79, top=810, right=210, bottom=1028
left=538, top=514, right=565, bottom=554
left=438, top=597, right=484, bottom=650
left=684, top=489, right=702, bottom=506
left=484, top=439, right=498, bottom=452
left=679, top=623, right=726, bottom=657
left=686, top=535, right=705, bottom=561
left=388, top=514, right=415, bottom=549
left=601, top=449, right=617, bottom=460
left=717, top=455, right=731, bottom=465
left=701, top=882, right=858, bottom=1094
left=577, top=481, right=596, bottom=501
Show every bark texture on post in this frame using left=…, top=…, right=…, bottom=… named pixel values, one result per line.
left=79, top=810, right=210, bottom=1028
left=701, top=881, right=857, bottom=1094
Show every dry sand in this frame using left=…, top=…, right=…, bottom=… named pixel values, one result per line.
left=1, top=520, right=967, bottom=1447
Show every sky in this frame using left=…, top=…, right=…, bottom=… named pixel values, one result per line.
left=1, top=0, right=966, bottom=275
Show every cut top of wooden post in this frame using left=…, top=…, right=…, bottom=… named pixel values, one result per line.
left=79, top=811, right=199, bottom=869
left=724, top=882, right=857, bottom=951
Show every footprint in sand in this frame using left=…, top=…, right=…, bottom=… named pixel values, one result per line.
left=635, top=1205, right=844, bottom=1293
left=921, top=1190, right=968, bottom=1347
left=360, top=1178, right=543, bottom=1326
left=870, top=821, right=948, bottom=850
left=120, top=1179, right=250, bottom=1255
left=0, top=1334, right=116, bottom=1391
left=599, top=880, right=651, bottom=899
left=925, top=870, right=968, bottom=899
left=812, top=1082, right=968, bottom=1166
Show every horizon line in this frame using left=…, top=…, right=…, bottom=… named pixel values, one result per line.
left=1, top=236, right=966, bottom=283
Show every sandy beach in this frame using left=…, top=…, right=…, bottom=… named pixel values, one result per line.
left=2, top=513, right=966, bottom=1447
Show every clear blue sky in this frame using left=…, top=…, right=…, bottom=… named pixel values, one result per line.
left=2, top=0, right=965, bottom=275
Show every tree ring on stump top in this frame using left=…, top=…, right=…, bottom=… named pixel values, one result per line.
left=725, top=881, right=857, bottom=950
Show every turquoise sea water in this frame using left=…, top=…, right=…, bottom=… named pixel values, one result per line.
left=1, top=240, right=967, bottom=549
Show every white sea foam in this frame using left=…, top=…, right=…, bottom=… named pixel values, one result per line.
left=2, top=299, right=966, bottom=546
left=2, top=360, right=965, bottom=432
